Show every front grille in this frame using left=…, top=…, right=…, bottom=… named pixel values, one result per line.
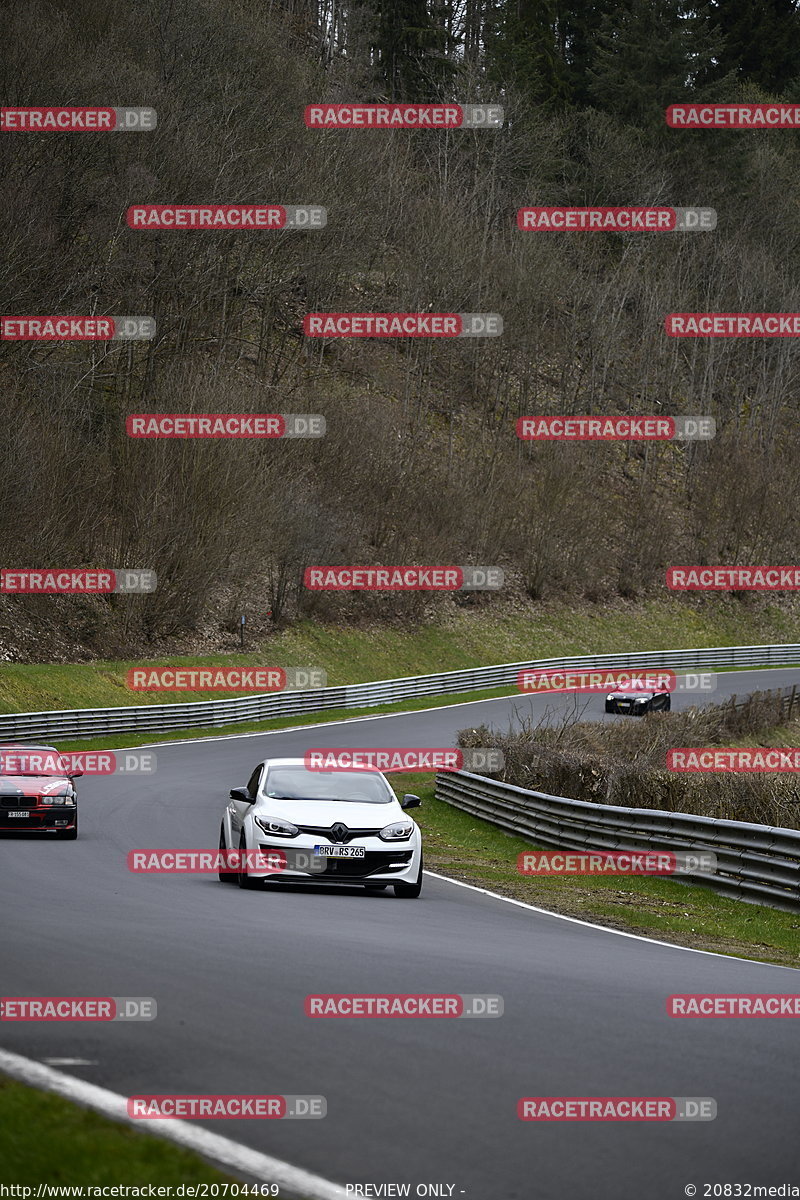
left=0, top=796, right=39, bottom=809
left=295, top=824, right=382, bottom=844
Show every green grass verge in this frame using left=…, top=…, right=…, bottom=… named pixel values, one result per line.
left=0, top=1076, right=241, bottom=1185
left=404, top=775, right=800, bottom=968
left=0, top=597, right=797, bottom=715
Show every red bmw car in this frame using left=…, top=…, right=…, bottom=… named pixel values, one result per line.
left=0, top=744, right=81, bottom=838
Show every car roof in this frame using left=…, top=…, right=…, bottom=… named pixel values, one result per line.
left=259, top=757, right=382, bottom=773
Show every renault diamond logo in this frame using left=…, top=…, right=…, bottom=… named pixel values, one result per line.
left=331, top=822, right=349, bottom=843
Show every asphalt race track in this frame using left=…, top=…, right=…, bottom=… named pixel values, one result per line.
left=2, top=668, right=800, bottom=1198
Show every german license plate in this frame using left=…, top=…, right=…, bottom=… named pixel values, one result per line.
left=313, top=845, right=366, bottom=858
left=8, top=811, right=27, bottom=818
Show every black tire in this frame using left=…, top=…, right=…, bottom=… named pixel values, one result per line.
left=218, top=823, right=236, bottom=883
left=237, top=830, right=260, bottom=889
left=394, top=856, right=423, bottom=899
left=664, top=695, right=671, bottom=711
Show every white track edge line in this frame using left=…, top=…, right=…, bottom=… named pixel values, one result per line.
left=423, top=870, right=800, bottom=972
left=0, top=1049, right=345, bottom=1200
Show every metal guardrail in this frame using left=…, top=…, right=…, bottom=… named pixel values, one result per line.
left=0, top=642, right=799, bottom=743
left=435, top=751, right=800, bottom=912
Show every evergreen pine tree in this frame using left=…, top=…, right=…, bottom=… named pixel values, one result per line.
left=368, top=0, right=456, bottom=100
left=588, top=0, right=721, bottom=125
left=485, top=0, right=570, bottom=105
left=557, top=1, right=611, bottom=106
left=709, top=0, right=800, bottom=93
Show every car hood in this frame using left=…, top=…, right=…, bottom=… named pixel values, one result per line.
left=254, top=797, right=403, bottom=828
left=608, top=691, right=655, bottom=700
left=0, top=773, right=71, bottom=796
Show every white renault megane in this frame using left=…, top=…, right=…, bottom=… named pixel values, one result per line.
left=218, top=757, right=423, bottom=897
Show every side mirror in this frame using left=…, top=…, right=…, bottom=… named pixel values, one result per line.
left=69, top=770, right=84, bottom=779
left=401, top=794, right=421, bottom=810
left=229, top=787, right=252, bottom=803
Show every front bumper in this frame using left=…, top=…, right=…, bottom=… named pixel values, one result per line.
left=605, top=699, right=648, bottom=715
left=0, top=804, right=77, bottom=833
left=249, top=836, right=418, bottom=884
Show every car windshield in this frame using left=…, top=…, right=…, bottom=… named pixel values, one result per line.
left=264, top=766, right=394, bottom=803
left=0, top=748, right=68, bottom=777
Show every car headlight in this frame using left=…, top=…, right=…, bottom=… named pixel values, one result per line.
left=606, top=695, right=615, bottom=702
left=253, top=815, right=299, bottom=838
left=634, top=697, right=648, bottom=704
left=378, top=820, right=414, bottom=841
left=41, top=796, right=74, bottom=806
